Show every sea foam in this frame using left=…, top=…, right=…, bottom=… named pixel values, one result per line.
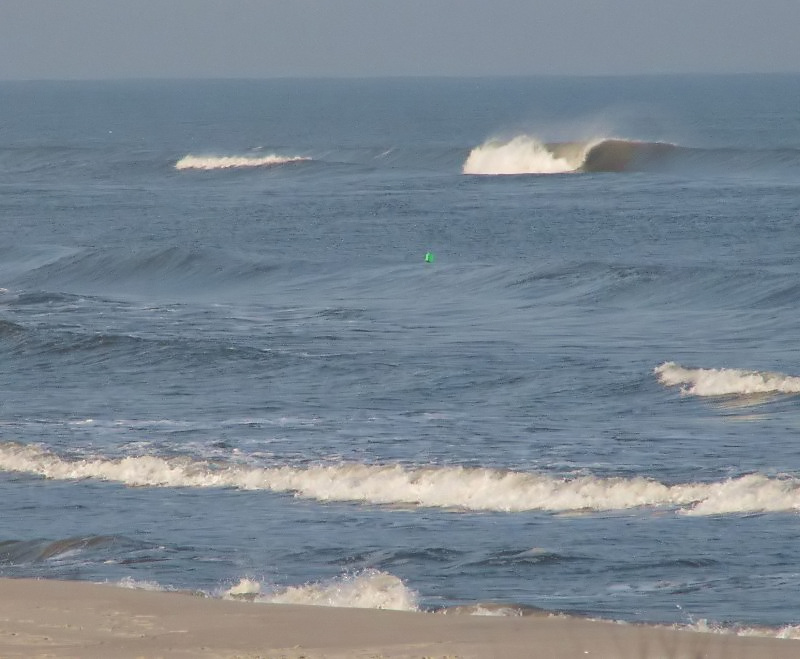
left=2, top=442, right=799, bottom=515
left=223, top=570, right=419, bottom=611
left=655, top=361, right=800, bottom=396
left=175, top=153, right=310, bottom=170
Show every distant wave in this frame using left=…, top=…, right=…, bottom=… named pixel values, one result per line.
left=2, top=442, right=799, bottom=516
left=175, top=153, right=311, bottom=170
left=655, top=362, right=800, bottom=397
left=463, top=136, right=676, bottom=175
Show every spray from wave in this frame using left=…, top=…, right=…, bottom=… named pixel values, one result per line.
left=463, top=135, right=577, bottom=175
left=463, top=135, right=676, bottom=175
left=655, top=362, right=800, bottom=397
left=175, top=153, right=311, bottom=170
left=2, top=442, right=799, bottom=515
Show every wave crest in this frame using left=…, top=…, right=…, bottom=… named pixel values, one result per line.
left=462, top=136, right=576, bottom=175
left=655, top=361, right=800, bottom=397
left=463, top=136, right=676, bottom=175
left=175, top=153, right=310, bottom=170
left=2, top=443, right=800, bottom=515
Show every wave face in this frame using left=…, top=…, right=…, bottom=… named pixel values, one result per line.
left=175, top=153, right=311, bottom=170
left=3, top=442, right=799, bottom=516
left=655, top=362, right=800, bottom=397
left=6, top=244, right=285, bottom=300
left=463, top=136, right=677, bottom=175
left=0, top=535, right=135, bottom=565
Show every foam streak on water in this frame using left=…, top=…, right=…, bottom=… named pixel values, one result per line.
left=1, top=443, right=798, bottom=515
left=174, top=153, right=310, bottom=170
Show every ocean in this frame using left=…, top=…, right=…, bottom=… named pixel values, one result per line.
left=1, top=75, right=800, bottom=634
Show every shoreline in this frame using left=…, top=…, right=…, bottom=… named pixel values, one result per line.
left=0, top=578, right=798, bottom=658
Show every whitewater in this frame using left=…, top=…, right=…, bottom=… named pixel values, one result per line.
left=175, top=153, right=310, bottom=170
left=3, top=442, right=800, bottom=516
left=655, top=361, right=800, bottom=397
left=462, top=135, right=679, bottom=174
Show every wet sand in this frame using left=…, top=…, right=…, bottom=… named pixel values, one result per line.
left=0, top=578, right=796, bottom=658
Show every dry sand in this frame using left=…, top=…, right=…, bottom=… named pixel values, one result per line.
left=0, top=578, right=796, bottom=658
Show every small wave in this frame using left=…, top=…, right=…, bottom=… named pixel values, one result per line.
left=222, top=570, right=418, bottom=611
left=0, top=319, right=26, bottom=338
left=115, top=576, right=178, bottom=592
left=13, top=245, right=283, bottom=298
left=175, top=153, right=311, bottom=170
left=0, top=535, right=153, bottom=565
left=114, top=570, right=418, bottom=611
left=655, top=362, right=800, bottom=397
left=463, top=135, right=676, bottom=175
left=2, top=443, right=800, bottom=515
left=440, top=602, right=548, bottom=617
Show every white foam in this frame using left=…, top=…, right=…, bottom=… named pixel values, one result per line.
left=223, top=570, right=418, bottom=611
left=655, top=361, right=800, bottom=396
left=668, top=619, right=800, bottom=641
left=462, top=135, right=579, bottom=175
left=3, top=442, right=800, bottom=515
left=113, top=576, right=169, bottom=592
left=224, top=577, right=262, bottom=598
left=175, top=154, right=310, bottom=170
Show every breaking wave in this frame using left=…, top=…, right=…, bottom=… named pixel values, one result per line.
left=655, top=362, right=800, bottom=397
left=175, top=153, right=311, bottom=170
left=222, top=570, right=419, bottom=611
left=103, top=575, right=800, bottom=636
left=462, top=136, right=676, bottom=175
left=2, top=442, right=799, bottom=516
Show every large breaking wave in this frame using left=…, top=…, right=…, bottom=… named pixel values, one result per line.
left=463, top=136, right=677, bottom=175
left=2, top=442, right=799, bottom=516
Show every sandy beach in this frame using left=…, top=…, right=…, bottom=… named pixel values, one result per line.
left=0, top=578, right=796, bottom=658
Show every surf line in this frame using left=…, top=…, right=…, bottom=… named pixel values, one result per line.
left=1, top=443, right=799, bottom=516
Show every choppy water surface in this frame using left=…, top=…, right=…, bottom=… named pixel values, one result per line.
left=1, top=75, right=800, bottom=633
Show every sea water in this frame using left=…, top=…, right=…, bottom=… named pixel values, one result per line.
left=1, top=75, right=800, bottom=633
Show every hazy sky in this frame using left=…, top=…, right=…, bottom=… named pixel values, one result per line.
left=2, top=1, right=799, bottom=79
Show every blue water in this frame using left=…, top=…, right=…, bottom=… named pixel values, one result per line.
left=2, top=75, right=800, bottom=629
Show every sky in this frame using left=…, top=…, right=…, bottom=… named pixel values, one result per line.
left=1, top=1, right=799, bottom=80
